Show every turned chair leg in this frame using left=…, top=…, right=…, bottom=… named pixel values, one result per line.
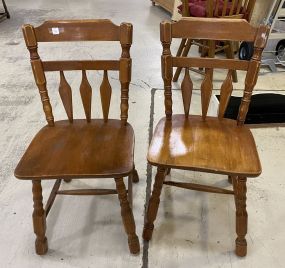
left=128, top=175, right=133, bottom=209
left=143, top=166, right=166, bottom=241
left=32, top=180, right=48, bottom=255
left=115, top=178, right=140, bottom=254
left=173, top=39, right=192, bottom=82
left=234, top=176, right=248, bottom=257
left=132, top=165, right=139, bottom=183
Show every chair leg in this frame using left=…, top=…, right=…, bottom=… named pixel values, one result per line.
left=143, top=166, right=166, bottom=241
left=225, top=41, right=238, bottom=83
left=32, top=180, right=48, bottom=255
left=132, top=165, right=139, bottom=183
left=176, top=38, right=187, bottom=58
left=166, top=168, right=171, bottom=175
left=173, top=39, right=192, bottom=82
left=114, top=178, right=140, bottom=254
left=64, top=178, right=72, bottom=183
left=234, top=176, right=248, bottom=257
left=128, top=175, right=133, bottom=209
left=228, top=175, right=233, bottom=184
left=2, top=0, right=10, bottom=18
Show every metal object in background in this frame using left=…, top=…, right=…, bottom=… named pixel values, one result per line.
left=239, top=0, right=285, bottom=72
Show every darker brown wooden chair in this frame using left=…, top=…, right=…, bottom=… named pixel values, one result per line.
left=174, top=0, right=256, bottom=83
left=143, top=17, right=269, bottom=256
left=15, top=20, right=140, bottom=255
left=0, top=0, right=10, bottom=19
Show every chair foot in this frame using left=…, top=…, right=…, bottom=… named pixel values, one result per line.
left=64, top=178, right=72, bottom=183
left=35, top=237, right=48, bottom=255
left=235, top=238, right=247, bottom=257
left=128, top=234, right=140, bottom=254
left=143, top=167, right=166, bottom=241
left=115, top=178, right=140, bottom=254
left=32, top=180, right=48, bottom=255
left=143, top=223, right=154, bottom=241
left=132, top=168, right=139, bottom=183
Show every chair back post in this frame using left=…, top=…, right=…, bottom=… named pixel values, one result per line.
left=22, top=25, right=54, bottom=126
left=160, top=21, right=173, bottom=120
left=119, top=23, right=133, bottom=125
left=237, top=24, right=270, bottom=125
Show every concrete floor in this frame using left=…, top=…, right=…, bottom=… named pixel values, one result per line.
left=0, top=0, right=285, bottom=267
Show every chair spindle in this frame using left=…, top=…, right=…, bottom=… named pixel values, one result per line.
left=201, top=68, right=213, bottom=120
left=181, top=67, right=193, bottom=117
left=59, top=71, right=73, bottom=123
left=80, top=70, right=92, bottom=122
left=100, top=70, right=112, bottom=122
left=218, top=70, right=233, bottom=119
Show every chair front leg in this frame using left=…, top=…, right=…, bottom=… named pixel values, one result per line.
left=32, top=180, right=48, bottom=255
left=143, top=166, right=166, bottom=241
left=115, top=178, right=140, bottom=254
left=234, top=176, right=248, bottom=257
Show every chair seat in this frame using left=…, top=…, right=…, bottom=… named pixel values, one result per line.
left=147, top=115, right=261, bottom=177
left=15, top=119, right=135, bottom=180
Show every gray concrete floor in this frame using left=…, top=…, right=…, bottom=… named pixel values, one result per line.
left=0, top=0, right=285, bottom=267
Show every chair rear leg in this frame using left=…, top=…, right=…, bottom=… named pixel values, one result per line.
left=143, top=166, right=166, bottom=241
left=228, top=175, right=233, bottom=184
left=166, top=168, right=171, bottom=175
left=115, top=178, right=140, bottom=254
left=128, top=175, right=133, bottom=209
left=176, top=38, right=187, bottom=58
left=225, top=41, right=238, bottom=82
left=234, top=176, right=248, bottom=257
left=32, top=180, right=48, bottom=255
left=173, top=39, right=192, bottom=82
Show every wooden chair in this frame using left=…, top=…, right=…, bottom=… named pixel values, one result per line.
left=173, top=0, right=256, bottom=83
left=143, top=17, right=269, bottom=256
left=0, top=0, right=10, bottom=20
left=14, top=20, right=140, bottom=255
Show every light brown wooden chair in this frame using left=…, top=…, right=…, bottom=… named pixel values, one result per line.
left=174, top=0, right=256, bottom=83
left=15, top=19, right=140, bottom=255
left=143, top=17, right=269, bottom=257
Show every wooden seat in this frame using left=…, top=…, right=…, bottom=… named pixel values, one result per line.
left=148, top=115, right=261, bottom=176
left=143, top=18, right=269, bottom=257
left=173, top=0, right=256, bottom=83
left=15, top=119, right=135, bottom=179
left=15, top=19, right=140, bottom=256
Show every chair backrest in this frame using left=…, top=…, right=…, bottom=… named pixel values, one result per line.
left=22, top=19, right=133, bottom=127
left=182, top=0, right=256, bottom=22
left=160, top=17, right=269, bottom=125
